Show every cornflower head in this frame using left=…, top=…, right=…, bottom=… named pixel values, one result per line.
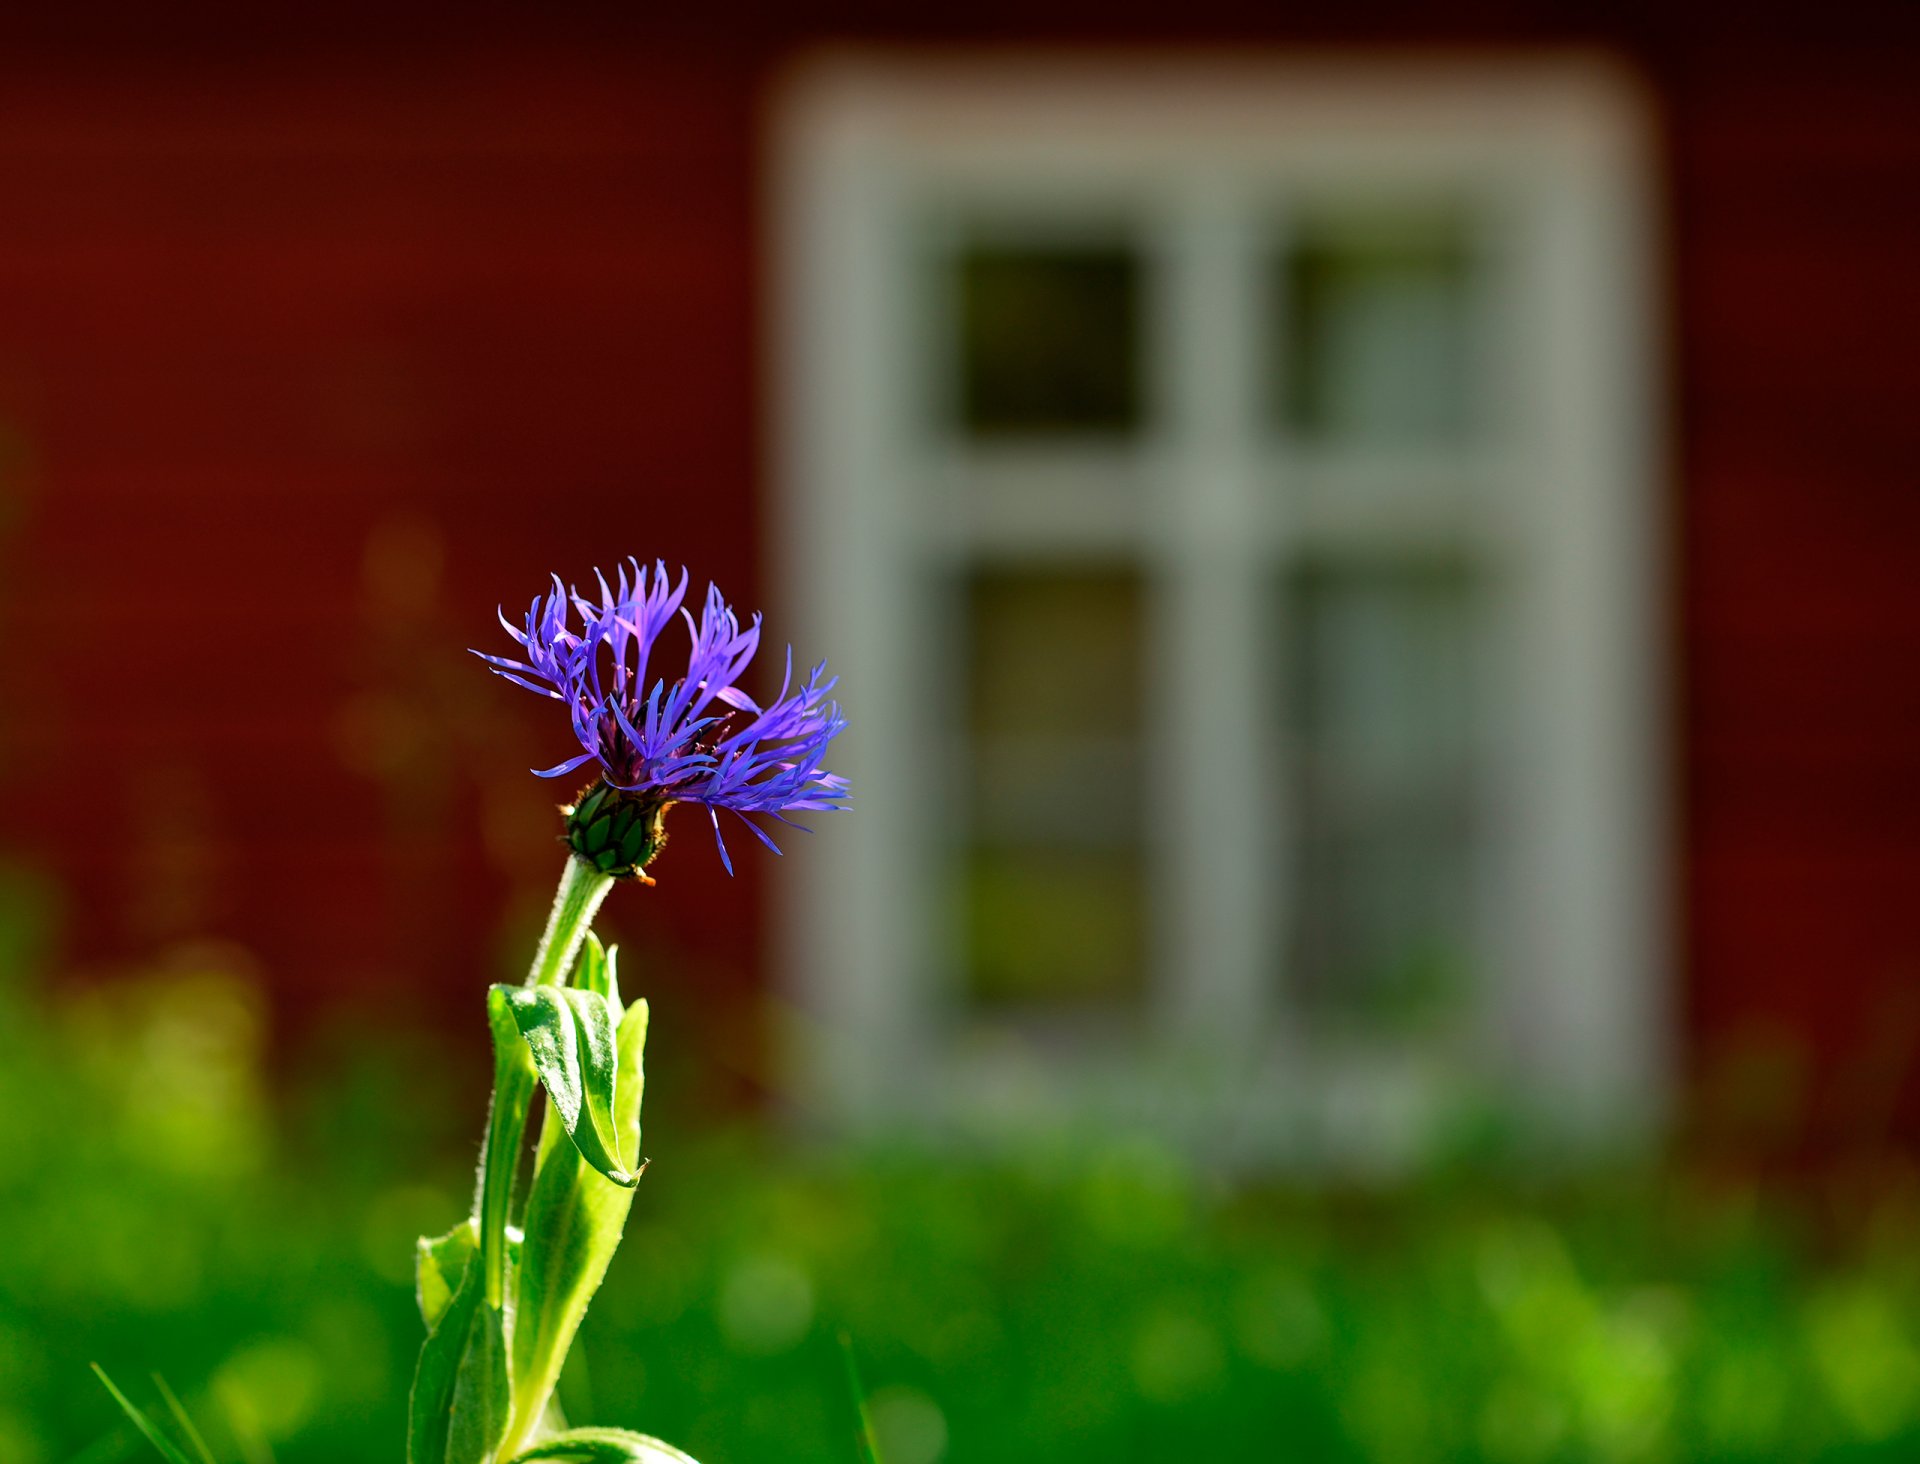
left=476, top=559, right=848, bottom=878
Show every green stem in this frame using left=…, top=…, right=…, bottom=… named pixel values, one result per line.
left=475, top=855, right=616, bottom=1307
left=479, top=992, right=536, bottom=1309
left=526, top=853, right=618, bottom=990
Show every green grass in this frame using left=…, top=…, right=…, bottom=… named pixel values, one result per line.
left=3, top=892, right=1919, bottom=1462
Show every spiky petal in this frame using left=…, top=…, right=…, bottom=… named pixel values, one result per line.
left=475, top=559, right=848, bottom=873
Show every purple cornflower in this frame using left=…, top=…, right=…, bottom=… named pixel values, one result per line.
left=476, top=559, right=848, bottom=874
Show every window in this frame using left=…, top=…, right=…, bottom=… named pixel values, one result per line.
left=773, top=56, right=1665, bottom=1162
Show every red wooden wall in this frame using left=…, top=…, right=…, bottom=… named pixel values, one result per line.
left=0, top=8, right=1914, bottom=1140
left=1670, top=47, right=1920, bottom=1146
left=0, top=48, right=775, bottom=1052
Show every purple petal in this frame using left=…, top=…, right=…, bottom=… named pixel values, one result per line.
left=532, top=750, right=600, bottom=779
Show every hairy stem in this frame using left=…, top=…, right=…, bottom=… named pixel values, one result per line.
left=527, top=854, right=618, bottom=990
left=479, top=994, right=536, bottom=1310
left=474, top=856, right=615, bottom=1309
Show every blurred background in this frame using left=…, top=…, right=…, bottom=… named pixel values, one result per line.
left=1, top=5, right=1918, bottom=1461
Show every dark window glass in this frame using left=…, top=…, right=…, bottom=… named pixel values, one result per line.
left=961, top=847, right=1148, bottom=1008
left=966, top=569, right=1143, bottom=742
left=956, top=245, right=1142, bottom=435
left=957, top=567, right=1148, bottom=1007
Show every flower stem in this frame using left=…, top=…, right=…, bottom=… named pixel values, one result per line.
left=474, top=855, right=616, bottom=1309
left=526, top=853, right=617, bottom=989
left=479, top=990, right=536, bottom=1310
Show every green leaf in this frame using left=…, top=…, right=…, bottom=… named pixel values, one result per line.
left=446, top=1300, right=511, bottom=1464
left=572, top=932, right=620, bottom=1006
left=411, top=987, right=539, bottom=1464
left=501, top=983, right=639, bottom=1187
left=408, top=1222, right=485, bottom=1464
left=407, top=1222, right=516, bottom=1464
left=510, top=1426, right=701, bottom=1462
left=90, top=1365, right=196, bottom=1464
left=506, top=998, right=649, bottom=1449
left=417, top=1219, right=479, bottom=1331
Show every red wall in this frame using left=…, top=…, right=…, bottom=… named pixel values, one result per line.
left=1671, top=49, right=1920, bottom=1146
left=0, top=51, right=773, bottom=1044
left=0, top=12, right=1916, bottom=1140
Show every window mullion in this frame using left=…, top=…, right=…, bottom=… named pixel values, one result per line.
left=1153, top=179, right=1277, bottom=1071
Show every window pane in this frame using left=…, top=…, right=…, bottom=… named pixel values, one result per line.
left=957, top=567, right=1148, bottom=1008
left=956, top=245, right=1142, bottom=435
left=1275, top=209, right=1482, bottom=447
left=1282, top=557, right=1486, bottom=1034
left=962, top=847, right=1148, bottom=1007
left=966, top=570, right=1143, bottom=742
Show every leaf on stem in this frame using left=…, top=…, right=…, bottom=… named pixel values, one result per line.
left=499, top=979, right=640, bottom=1188
left=507, top=997, right=649, bottom=1448
left=571, top=931, right=620, bottom=1005
left=407, top=1219, right=511, bottom=1464
left=417, top=1219, right=479, bottom=1331
left=446, top=1302, right=511, bottom=1464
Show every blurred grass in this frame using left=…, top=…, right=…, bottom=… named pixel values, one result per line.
left=4, top=871, right=1920, bottom=1463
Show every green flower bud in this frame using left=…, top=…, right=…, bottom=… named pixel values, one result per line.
left=563, top=783, right=671, bottom=881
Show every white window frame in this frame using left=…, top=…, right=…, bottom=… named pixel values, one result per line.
left=768, top=52, right=1667, bottom=1163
